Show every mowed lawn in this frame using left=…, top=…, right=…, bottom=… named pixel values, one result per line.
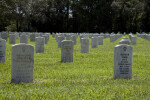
left=0, top=35, right=150, bottom=99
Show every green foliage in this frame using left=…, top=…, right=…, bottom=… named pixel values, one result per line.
left=111, top=0, right=145, bottom=32
left=0, top=35, right=150, bottom=99
left=5, top=21, right=17, bottom=32
left=0, top=0, right=150, bottom=32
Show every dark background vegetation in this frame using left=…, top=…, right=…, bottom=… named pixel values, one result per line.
left=0, top=0, right=149, bottom=33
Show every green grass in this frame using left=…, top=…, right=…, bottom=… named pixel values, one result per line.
left=0, top=35, right=150, bottom=100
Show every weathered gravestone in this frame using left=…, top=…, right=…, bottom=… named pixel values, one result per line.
left=114, top=44, right=133, bottom=78
left=20, top=34, right=28, bottom=44
left=61, top=40, right=73, bottom=62
left=98, top=36, right=104, bottom=45
left=9, top=34, right=16, bottom=44
left=0, top=39, right=6, bottom=62
left=11, top=44, right=34, bottom=83
left=91, top=37, right=98, bottom=48
left=81, top=38, right=89, bottom=53
left=57, top=36, right=65, bottom=48
left=35, top=37, right=45, bottom=53
left=30, top=33, right=35, bottom=42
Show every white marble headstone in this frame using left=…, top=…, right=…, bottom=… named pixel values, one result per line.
left=114, top=44, right=133, bottom=78
left=81, top=38, right=89, bottom=53
left=0, top=39, right=6, bottom=62
left=15, top=33, right=19, bottom=39
left=98, top=36, right=104, bottom=45
left=11, top=44, right=34, bottom=83
left=131, top=36, right=137, bottom=45
left=91, top=37, right=98, bottom=48
left=61, top=40, right=73, bottom=62
left=35, top=37, right=45, bottom=53
left=30, top=34, right=35, bottom=42
left=66, top=35, right=71, bottom=40
left=57, top=36, right=65, bottom=48
left=1, top=33, right=8, bottom=41
left=42, top=35, right=49, bottom=44
left=71, top=35, right=77, bottom=45
left=119, top=38, right=130, bottom=45
left=9, top=34, right=16, bottom=44
left=35, top=33, right=40, bottom=38
left=52, top=33, right=55, bottom=38
left=20, top=34, right=28, bottom=44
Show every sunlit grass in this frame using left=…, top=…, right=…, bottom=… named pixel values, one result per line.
left=0, top=35, right=150, bottom=99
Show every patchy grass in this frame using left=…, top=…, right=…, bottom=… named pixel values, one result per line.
left=0, top=35, right=150, bottom=99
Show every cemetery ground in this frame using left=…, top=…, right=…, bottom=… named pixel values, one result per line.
left=0, top=35, right=150, bottom=99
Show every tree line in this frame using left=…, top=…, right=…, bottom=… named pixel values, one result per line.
left=0, top=0, right=149, bottom=33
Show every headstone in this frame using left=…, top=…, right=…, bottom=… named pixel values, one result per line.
left=98, top=36, right=104, bottom=45
left=66, top=35, right=71, bottom=40
left=119, top=38, right=130, bottom=45
left=0, top=39, right=6, bottom=62
left=15, top=33, right=19, bottom=39
left=110, top=35, right=115, bottom=42
left=9, top=34, right=16, bottom=44
left=52, top=33, right=55, bottom=38
left=46, top=33, right=50, bottom=40
left=55, top=34, right=60, bottom=42
left=71, top=35, right=77, bottom=45
left=41, top=35, right=49, bottom=44
left=1, top=33, right=8, bottom=41
left=57, top=36, right=65, bottom=48
left=35, top=33, right=40, bottom=38
left=80, top=35, right=84, bottom=42
left=124, top=32, right=126, bottom=36
left=35, top=37, right=45, bottom=53
left=20, top=34, right=28, bottom=44
left=131, top=36, right=137, bottom=45
left=91, top=37, right=98, bottom=48
left=61, top=40, right=73, bottom=62
left=81, top=38, right=89, bottom=53
left=30, top=33, right=35, bottom=42
left=11, top=44, right=34, bottom=83
left=114, top=44, right=133, bottom=78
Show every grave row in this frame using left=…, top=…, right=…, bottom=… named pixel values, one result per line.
left=137, top=32, right=150, bottom=41
left=0, top=32, right=137, bottom=83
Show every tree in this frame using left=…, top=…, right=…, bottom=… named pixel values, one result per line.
left=111, top=0, right=144, bottom=32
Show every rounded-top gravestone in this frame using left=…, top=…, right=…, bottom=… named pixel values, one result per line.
left=30, top=33, right=35, bottom=42
left=119, top=38, right=130, bottom=45
left=0, top=39, right=6, bottom=62
left=20, top=34, right=28, bottom=44
left=61, top=40, right=73, bottom=62
left=9, top=34, right=16, bottom=44
left=57, top=36, right=65, bottom=48
left=35, top=37, right=45, bottom=53
left=114, top=44, right=133, bottom=79
left=91, top=37, right=98, bottom=48
left=11, top=43, right=34, bottom=83
left=81, top=38, right=89, bottom=53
